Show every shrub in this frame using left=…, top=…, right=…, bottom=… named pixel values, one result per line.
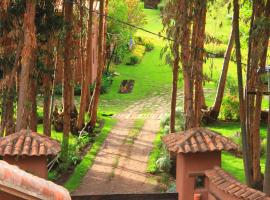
left=163, top=125, right=170, bottom=135
left=261, top=139, right=267, bottom=157
left=128, top=55, right=140, bottom=65
left=205, top=43, right=227, bottom=58
left=220, top=94, right=240, bottom=121
left=134, top=36, right=154, bottom=51
left=160, top=113, right=170, bottom=128
left=145, top=42, right=154, bottom=51
left=156, top=149, right=171, bottom=173
left=101, top=74, right=113, bottom=94
left=126, top=44, right=145, bottom=65
left=226, top=75, right=238, bottom=95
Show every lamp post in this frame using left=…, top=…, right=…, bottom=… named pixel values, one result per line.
left=260, top=65, right=270, bottom=194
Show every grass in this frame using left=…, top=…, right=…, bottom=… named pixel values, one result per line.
left=99, top=9, right=172, bottom=115
left=147, top=128, right=164, bottom=173
left=64, top=116, right=116, bottom=192
left=125, top=119, right=145, bottom=145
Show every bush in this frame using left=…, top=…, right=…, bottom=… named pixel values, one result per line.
left=134, top=36, right=154, bottom=52
left=128, top=55, right=140, bottom=65
left=205, top=43, right=227, bottom=58
left=261, top=139, right=267, bottom=157
left=220, top=94, right=240, bottom=121
left=160, top=113, right=170, bottom=128
left=226, top=75, right=238, bottom=95
left=145, top=43, right=154, bottom=51
left=156, top=149, right=171, bottom=173
left=126, top=44, right=145, bottom=65
left=100, top=74, right=113, bottom=94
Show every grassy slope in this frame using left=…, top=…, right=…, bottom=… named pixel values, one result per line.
left=99, top=9, right=172, bottom=114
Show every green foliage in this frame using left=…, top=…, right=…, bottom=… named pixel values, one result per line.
left=261, top=139, right=267, bottom=157
left=128, top=55, right=140, bottom=65
left=226, top=75, right=238, bottom=95
left=147, top=129, right=164, bottom=173
left=135, top=36, right=155, bottom=51
left=156, top=149, right=171, bottom=173
left=126, top=45, right=145, bottom=65
left=101, top=74, right=113, bottom=94
left=64, top=117, right=116, bottom=192
left=108, top=0, right=146, bottom=64
left=220, top=94, right=240, bottom=121
left=205, top=43, right=227, bottom=58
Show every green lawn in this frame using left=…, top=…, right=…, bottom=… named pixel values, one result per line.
left=99, top=9, right=172, bottom=114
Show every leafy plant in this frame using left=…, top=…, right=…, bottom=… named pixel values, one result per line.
left=156, top=149, right=171, bottom=173
left=220, top=94, right=240, bottom=121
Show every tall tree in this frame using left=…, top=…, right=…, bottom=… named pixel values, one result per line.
left=16, top=0, right=37, bottom=131
left=233, top=0, right=253, bottom=186
left=262, top=0, right=270, bottom=194
left=62, top=0, right=74, bottom=159
left=169, top=2, right=181, bottom=133
left=43, top=37, right=56, bottom=136
left=77, top=0, right=94, bottom=130
left=208, top=20, right=235, bottom=120
left=89, top=0, right=106, bottom=128
left=245, top=0, right=270, bottom=189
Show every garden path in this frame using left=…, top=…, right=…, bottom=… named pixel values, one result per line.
left=73, top=93, right=181, bottom=195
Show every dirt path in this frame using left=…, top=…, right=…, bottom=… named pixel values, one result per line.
left=73, top=94, right=175, bottom=195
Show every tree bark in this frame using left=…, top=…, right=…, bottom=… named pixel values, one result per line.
left=62, top=0, right=74, bottom=159
left=43, top=38, right=55, bottom=137
left=209, top=22, right=235, bottom=119
left=89, top=0, right=105, bottom=128
left=233, top=0, right=253, bottom=186
left=170, top=7, right=181, bottom=133
left=28, top=70, right=38, bottom=132
left=16, top=0, right=37, bottom=131
left=78, top=0, right=94, bottom=130
left=180, top=0, right=194, bottom=130
left=262, top=0, right=270, bottom=194
left=246, top=0, right=270, bottom=189
left=194, top=0, right=207, bottom=127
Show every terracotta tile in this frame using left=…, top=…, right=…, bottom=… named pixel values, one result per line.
left=0, top=130, right=60, bottom=157
left=206, top=167, right=268, bottom=200
left=162, top=127, right=239, bottom=154
left=0, top=160, right=71, bottom=200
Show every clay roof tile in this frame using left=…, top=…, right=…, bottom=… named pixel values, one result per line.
left=0, top=130, right=61, bottom=157
left=206, top=167, right=269, bottom=200
left=162, top=127, right=239, bottom=154
left=0, top=160, right=71, bottom=200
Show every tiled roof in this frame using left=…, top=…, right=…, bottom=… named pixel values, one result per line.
left=206, top=167, right=270, bottom=200
left=162, top=127, right=239, bottom=154
left=0, top=160, right=71, bottom=200
left=0, top=129, right=61, bottom=156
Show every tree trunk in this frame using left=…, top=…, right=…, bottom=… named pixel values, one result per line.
left=246, top=0, right=270, bottom=189
left=43, top=38, right=55, bottom=137
left=194, top=0, right=207, bottom=127
left=209, top=22, right=235, bottom=119
left=89, top=0, right=105, bottom=128
left=262, top=0, right=270, bottom=194
left=170, top=13, right=181, bottom=133
left=28, top=70, right=37, bottom=132
left=233, top=0, right=253, bottom=186
left=180, top=0, right=194, bottom=130
left=62, top=0, right=74, bottom=160
left=16, top=0, right=37, bottom=131
left=78, top=0, right=94, bottom=130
